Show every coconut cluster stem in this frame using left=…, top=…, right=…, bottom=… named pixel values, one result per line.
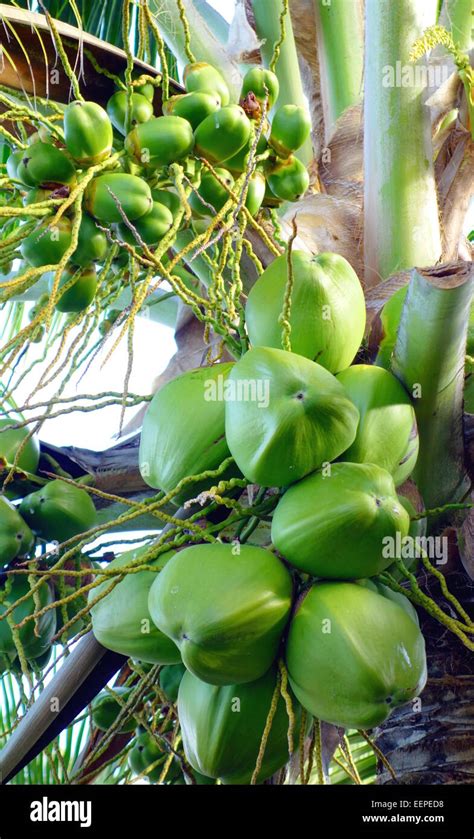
left=251, top=0, right=313, bottom=165
left=313, top=0, right=364, bottom=142
left=392, top=262, right=473, bottom=511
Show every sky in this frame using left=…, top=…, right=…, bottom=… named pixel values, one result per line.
left=208, top=0, right=236, bottom=22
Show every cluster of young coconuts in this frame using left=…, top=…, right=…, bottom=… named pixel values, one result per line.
left=89, top=247, right=428, bottom=785
left=6, top=61, right=311, bottom=326
left=0, top=472, right=97, bottom=674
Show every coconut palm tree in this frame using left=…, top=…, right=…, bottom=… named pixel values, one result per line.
left=0, top=0, right=472, bottom=787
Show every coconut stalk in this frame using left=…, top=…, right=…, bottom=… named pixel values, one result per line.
left=440, top=0, right=473, bottom=51
left=364, top=0, right=442, bottom=286
left=0, top=634, right=126, bottom=785
left=250, top=0, right=314, bottom=165
left=149, top=0, right=242, bottom=98
left=391, top=261, right=474, bottom=511
left=313, top=0, right=364, bottom=143
left=0, top=504, right=204, bottom=784
left=376, top=554, right=474, bottom=783
left=172, top=229, right=215, bottom=288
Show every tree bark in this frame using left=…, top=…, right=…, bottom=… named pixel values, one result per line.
left=375, top=545, right=474, bottom=784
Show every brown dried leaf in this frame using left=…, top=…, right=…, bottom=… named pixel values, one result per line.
left=319, top=104, right=363, bottom=203
left=438, top=134, right=474, bottom=262
left=397, top=479, right=425, bottom=514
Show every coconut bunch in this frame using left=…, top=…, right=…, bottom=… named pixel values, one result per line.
left=0, top=398, right=100, bottom=674
left=4, top=62, right=314, bottom=320
left=89, top=246, right=428, bottom=785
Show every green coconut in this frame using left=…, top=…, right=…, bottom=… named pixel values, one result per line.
left=224, top=346, right=359, bottom=487
left=194, top=106, right=252, bottom=164
left=245, top=250, right=366, bottom=373
left=269, top=105, right=311, bottom=157
left=224, top=133, right=268, bottom=174
left=150, top=189, right=181, bottom=221
left=116, top=201, right=173, bottom=246
left=20, top=218, right=72, bottom=268
left=0, top=497, right=34, bottom=562
left=54, top=266, right=98, bottom=313
left=148, top=542, right=292, bottom=685
left=63, top=100, right=113, bottom=165
left=163, top=92, right=222, bottom=130
left=285, top=581, right=427, bottom=729
left=272, top=462, right=410, bottom=579
left=9, top=646, right=52, bottom=674
left=241, top=68, right=280, bottom=110
left=189, top=168, right=234, bottom=216
left=89, top=546, right=181, bottom=664
left=19, top=479, right=97, bottom=542
left=16, top=142, right=76, bottom=187
left=0, top=573, right=56, bottom=661
left=178, top=666, right=306, bottom=784
left=357, top=578, right=422, bottom=622
left=91, top=687, right=137, bottom=733
left=183, top=62, right=230, bottom=106
left=265, top=155, right=309, bottom=202
left=124, top=116, right=194, bottom=169
left=106, top=91, right=154, bottom=135
left=128, top=730, right=182, bottom=783
left=245, top=170, right=266, bottom=216
left=139, top=363, right=237, bottom=503
left=6, top=149, right=24, bottom=182
left=70, top=214, right=108, bottom=266
left=336, top=364, right=419, bottom=485
left=0, top=414, right=40, bottom=475
left=159, top=663, right=187, bottom=703
left=85, top=174, right=152, bottom=223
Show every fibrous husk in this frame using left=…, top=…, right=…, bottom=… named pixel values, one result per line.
left=285, top=0, right=323, bottom=158
left=436, top=129, right=474, bottom=262
left=279, top=193, right=364, bottom=281
left=318, top=104, right=363, bottom=203
left=426, top=69, right=464, bottom=140
left=396, top=479, right=425, bottom=516
left=287, top=722, right=344, bottom=784
left=425, top=59, right=473, bottom=261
